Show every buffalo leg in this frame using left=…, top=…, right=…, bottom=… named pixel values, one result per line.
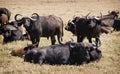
left=51, top=36, right=56, bottom=45
left=95, top=37, right=101, bottom=47
left=30, top=35, right=38, bottom=46
left=57, top=34, right=63, bottom=44
left=87, top=37, right=92, bottom=43
left=77, top=35, right=81, bottom=42
left=31, top=38, right=36, bottom=44
left=35, top=36, right=40, bottom=47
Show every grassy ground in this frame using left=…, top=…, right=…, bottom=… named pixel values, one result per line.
left=0, top=0, right=120, bottom=74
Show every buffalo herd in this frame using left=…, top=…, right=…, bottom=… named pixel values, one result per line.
left=0, top=8, right=120, bottom=65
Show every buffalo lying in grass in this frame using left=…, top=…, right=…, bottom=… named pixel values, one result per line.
left=24, top=41, right=102, bottom=65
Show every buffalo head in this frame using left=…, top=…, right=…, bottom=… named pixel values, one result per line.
left=108, top=10, right=119, bottom=18
left=1, top=27, right=11, bottom=38
left=24, top=43, right=37, bottom=53
left=65, top=20, right=76, bottom=35
left=89, top=47, right=102, bottom=62
left=15, top=13, right=39, bottom=30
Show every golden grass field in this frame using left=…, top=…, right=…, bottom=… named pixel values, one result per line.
left=0, top=0, right=120, bottom=74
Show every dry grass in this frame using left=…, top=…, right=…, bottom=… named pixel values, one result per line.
left=0, top=0, right=120, bottom=74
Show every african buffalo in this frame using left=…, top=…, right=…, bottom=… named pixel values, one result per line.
left=10, top=48, right=24, bottom=58
left=24, top=41, right=102, bottom=65
left=8, top=21, right=30, bottom=40
left=15, top=13, right=64, bottom=47
left=0, top=24, right=23, bottom=43
left=10, top=44, right=37, bottom=58
left=9, top=21, right=22, bottom=29
left=100, top=10, right=119, bottom=27
left=65, top=15, right=110, bottom=47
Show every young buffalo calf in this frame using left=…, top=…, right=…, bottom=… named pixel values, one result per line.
left=10, top=44, right=37, bottom=58
left=24, top=42, right=102, bottom=65
left=10, top=48, right=24, bottom=58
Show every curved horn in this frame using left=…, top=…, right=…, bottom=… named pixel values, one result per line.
left=85, top=12, right=91, bottom=19
left=14, top=14, right=22, bottom=21
left=68, top=20, right=74, bottom=24
left=30, top=13, right=39, bottom=21
left=32, top=13, right=39, bottom=19
left=32, top=13, right=39, bottom=17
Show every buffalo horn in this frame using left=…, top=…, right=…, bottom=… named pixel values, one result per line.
left=30, top=13, right=39, bottom=21
left=68, top=20, right=74, bottom=24
left=85, top=12, right=91, bottom=19
left=14, top=14, right=23, bottom=22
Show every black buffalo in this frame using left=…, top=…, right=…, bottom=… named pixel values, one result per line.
left=15, top=13, right=64, bottom=47
left=24, top=41, right=102, bottom=65
left=8, top=21, right=30, bottom=40
left=1, top=23, right=30, bottom=43
left=0, top=24, right=23, bottom=43
left=8, top=21, right=22, bottom=29
left=65, top=15, right=110, bottom=47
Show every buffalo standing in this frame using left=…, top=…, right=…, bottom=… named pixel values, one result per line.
left=65, top=15, right=110, bottom=46
left=100, top=10, right=119, bottom=27
left=15, top=13, right=64, bottom=47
